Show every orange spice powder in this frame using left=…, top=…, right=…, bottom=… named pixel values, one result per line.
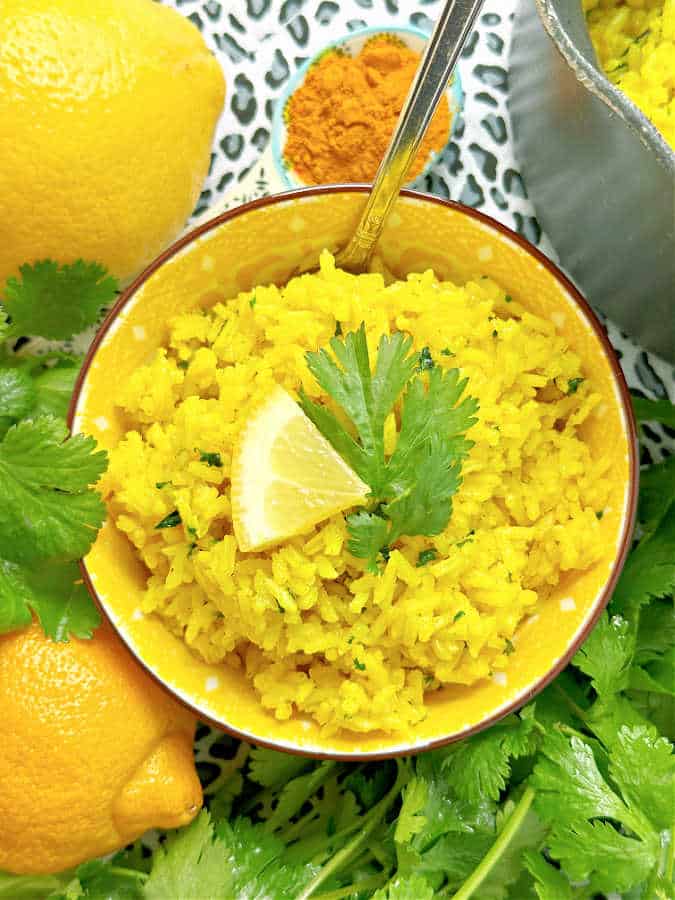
left=283, top=35, right=452, bottom=185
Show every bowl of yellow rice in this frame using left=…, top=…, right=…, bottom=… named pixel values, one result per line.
left=70, top=187, right=638, bottom=757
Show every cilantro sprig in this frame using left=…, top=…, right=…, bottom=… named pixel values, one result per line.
left=300, top=325, right=478, bottom=571
left=0, top=259, right=114, bottom=641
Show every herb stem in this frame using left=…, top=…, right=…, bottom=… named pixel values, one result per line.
left=297, top=761, right=409, bottom=900
left=313, top=872, right=388, bottom=900
left=554, top=683, right=589, bottom=723
left=107, top=866, right=148, bottom=881
left=449, top=787, right=536, bottom=900
left=204, top=742, right=249, bottom=796
left=666, top=824, right=675, bottom=882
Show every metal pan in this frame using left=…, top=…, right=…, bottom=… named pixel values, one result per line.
left=509, top=0, right=674, bottom=361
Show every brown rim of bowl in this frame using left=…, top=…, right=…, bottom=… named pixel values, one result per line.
left=68, top=184, right=639, bottom=760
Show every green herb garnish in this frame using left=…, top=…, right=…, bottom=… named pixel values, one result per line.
left=417, top=346, right=435, bottom=371
left=567, top=377, right=584, bottom=395
left=504, top=637, right=516, bottom=656
left=416, top=548, right=438, bottom=567
left=300, top=325, right=478, bottom=572
left=353, top=658, right=366, bottom=671
left=177, top=360, right=190, bottom=370
left=199, top=450, right=223, bottom=468
left=155, top=510, right=182, bottom=529
left=156, top=481, right=171, bottom=489
left=440, top=347, right=455, bottom=357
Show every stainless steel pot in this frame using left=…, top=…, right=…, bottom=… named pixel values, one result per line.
left=509, top=0, right=674, bottom=361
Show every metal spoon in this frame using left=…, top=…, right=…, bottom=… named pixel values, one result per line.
left=333, top=0, right=485, bottom=274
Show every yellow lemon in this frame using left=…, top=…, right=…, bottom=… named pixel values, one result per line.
left=0, top=0, right=225, bottom=287
left=0, top=621, right=202, bottom=874
left=232, top=385, right=370, bottom=551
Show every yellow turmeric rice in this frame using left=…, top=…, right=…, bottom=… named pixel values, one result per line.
left=103, top=252, right=611, bottom=735
left=584, top=0, right=674, bottom=147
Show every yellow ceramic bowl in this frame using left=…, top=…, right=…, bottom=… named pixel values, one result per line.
left=70, top=187, right=638, bottom=759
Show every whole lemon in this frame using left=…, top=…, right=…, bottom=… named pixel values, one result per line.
left=0, top=0, right=225, bottom=287
left=0, top=621, right=203, bottom=874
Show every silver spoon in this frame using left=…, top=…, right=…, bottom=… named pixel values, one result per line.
left=333, top=0, right=486, bottom=274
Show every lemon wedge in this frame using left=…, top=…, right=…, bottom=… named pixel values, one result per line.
left=231, top=386, right=369, bottom=551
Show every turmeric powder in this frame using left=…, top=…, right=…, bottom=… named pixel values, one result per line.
left=283, top=35, right=452, bottom=185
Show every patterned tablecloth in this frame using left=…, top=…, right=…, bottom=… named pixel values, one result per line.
left=157, top=0, right=673, bottom=785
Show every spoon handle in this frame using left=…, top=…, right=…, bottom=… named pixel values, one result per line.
left=336, top=0, right=485, bottom=272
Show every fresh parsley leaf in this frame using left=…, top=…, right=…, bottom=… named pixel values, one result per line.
left=573, top=613, right=634, bottom=696
left=0, top=417, right=107, bottom=565
left=346, top=510, right=390, bottom=572
left=0, top=369, right=35, bottom=419
left=2, top=260, right=118, bottom=341
left=0, top=559, right=100, bottom=640
left=248, top=747, right=310, bottom=789
left=632, top=396, right=675, bottom=428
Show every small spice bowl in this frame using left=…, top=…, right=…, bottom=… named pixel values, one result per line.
left=271, top=25, right=463, bottom=189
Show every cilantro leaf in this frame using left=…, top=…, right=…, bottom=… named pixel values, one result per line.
left=0, top=870, right=76, bottom=899
left=346, top=510, right=390, bottom=572
left=144, top=811, right=231, bottom=900
left=0, top=417, right=107, bottom=564
left=213, top=818, right=314, bottom=898
left=523, top=850, right=573, bottom=900
left=2, top=260, right=118, bottom=341
left=532, top=731, right=660, bottom=893
left=612, top=502, right=675, bottom=617
left=383, top=432, right=464, bottom=543
left=344, top=765, right=392, bottom=809
left=32, top=359, right=81, bottom=420
left=608, top=725, right=675, bottom=830
left=547, top=819, right=655, bottom=894
left=441, top=712, right=538, bottom=803
left=371, top=875, right=434, bottom=900
left=301, top=328, right=477, bottom=567
left=248, top=746, right=310, bottom=789
left=573, top=613, right=634, bottom=696
left=387, top=365, right=478, bottom=485
left=301, top=326, right=417, bottom=491
left=638, top=456, right=675, bottom=538
left=632, top=395, right=675, bottom=428
left=0, top=369, right=35, bottom=419
left=0, top=559, right=100, bottom=640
